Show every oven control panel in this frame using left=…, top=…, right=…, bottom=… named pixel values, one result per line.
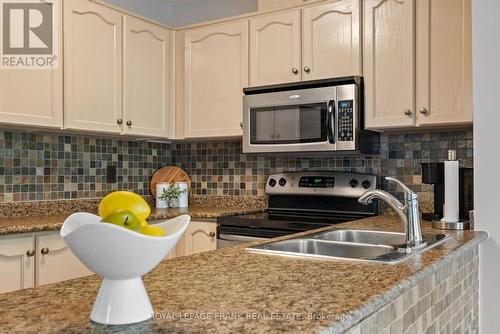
left=266, top=171, right=376, bottom=198
left=337, top=100, right=354, bottom=142
left=298, top=176, right=335, bottom=188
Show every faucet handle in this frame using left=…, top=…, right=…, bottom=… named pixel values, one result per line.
left=385, top=177, right=418, bottom=202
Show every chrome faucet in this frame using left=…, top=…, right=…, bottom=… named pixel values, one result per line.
left=358, top=177, right=426, bottom=251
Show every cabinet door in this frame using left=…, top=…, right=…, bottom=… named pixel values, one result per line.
left=0, top=0, right=62, bottom=129
left=64, top=0, right=123, bottom=133
left=184, top=21, right=248, bottom=138
left=123, top=16, right=172, bottom=137
left=182, top=222, right=217, bottom=256
left=364, top=0, right=416, bottom=129
left=250, top=10, right=301, bottom=86
left=302, top=0, right=361, bottom=80
left=36, top=232, right=93, bottom=286
left=0, top=236, right=35, bottom=293
left=416, top=0, right=472, bottom=126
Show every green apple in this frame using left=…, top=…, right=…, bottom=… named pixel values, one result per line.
left=101, top=209, right=142, bottom=232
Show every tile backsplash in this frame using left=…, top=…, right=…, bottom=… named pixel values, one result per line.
left=0, top=129, right=171, bottom=202
left=172, top=130, right=473, bottom=205
left=0, top=128, right=472, bottom=205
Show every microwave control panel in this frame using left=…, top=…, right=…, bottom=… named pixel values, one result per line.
left=337, top=100, right=354, bottom=142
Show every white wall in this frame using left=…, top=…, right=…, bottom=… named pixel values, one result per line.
left=103, top=0, right=258, bottom=27
left=169, top=0, right=257, bottom=27
left=104, top=0, right=174, bottom=25
left=472, top=0, right=500, bottom=333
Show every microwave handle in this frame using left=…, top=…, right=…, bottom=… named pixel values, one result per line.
left=327, top=100, right=335, bottom=143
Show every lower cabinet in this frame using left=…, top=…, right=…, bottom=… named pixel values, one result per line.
left=0, top=235, right=35, bottom=294
left=0, top=231, right=92, bottom=293
left=165, top=221, right=217, bottom=259
left=0, top=221, right=217, bottom=293
left=181, top=221, right=217, bottom=256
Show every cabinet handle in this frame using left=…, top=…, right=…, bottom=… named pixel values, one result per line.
left=41, top=248, right=49, bottom=255
left=209, top=232, right=215, bottom=238
left=117, top=119, right=123, bottom=125
left=126, top=121, right=132, bottom=126
left=26, top=250, right=35, bottom=257
left=240, top=122, right=244, bottom=129
left=303, top=66, right=310, bottom=73
left=404, top=109, right=412, bottom=116
left=292, top=68, right=298, bottom=74
left=420, top=107, right=428, bottom=114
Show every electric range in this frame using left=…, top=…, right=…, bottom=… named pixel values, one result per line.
left=216, top=171, right=378, bottom=248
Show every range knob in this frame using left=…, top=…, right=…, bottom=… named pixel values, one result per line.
left=278, top=178, right=287, bottom=187
left=268, top=178, right=277, bottom=187
left=349, top=179, right=358, bottom=188
left=362, top=180, right=372, bottom=189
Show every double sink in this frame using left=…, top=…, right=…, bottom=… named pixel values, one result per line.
left=246, top=229, right=447, bottom=264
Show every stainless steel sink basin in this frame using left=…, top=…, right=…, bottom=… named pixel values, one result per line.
left=246, top=230, right=448, bottom=264
left=247, top=239, right=395, bottom=260
left=312, top=229, right=406, bottom=245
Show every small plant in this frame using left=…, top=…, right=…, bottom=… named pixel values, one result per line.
left=159, top=184, right=188, bottom=206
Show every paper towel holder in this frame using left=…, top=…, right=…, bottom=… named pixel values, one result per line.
left=431, top=150, right=471, bottom=230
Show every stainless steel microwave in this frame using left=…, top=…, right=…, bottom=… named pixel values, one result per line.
left=242, top=77, right=379, bottom=154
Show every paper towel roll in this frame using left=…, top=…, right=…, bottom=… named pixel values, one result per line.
left=442, top=160, right=459, bottom=223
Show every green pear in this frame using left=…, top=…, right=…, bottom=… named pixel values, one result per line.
left=101, top=209, right=142, bottom=232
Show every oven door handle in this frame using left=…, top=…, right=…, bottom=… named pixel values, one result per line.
left=218, top=234, right=268, bottom=242
left=327, top=100, right=336, bottom=144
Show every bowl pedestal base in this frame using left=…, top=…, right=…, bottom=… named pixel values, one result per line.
left=90, top=278, right=153, bottom=325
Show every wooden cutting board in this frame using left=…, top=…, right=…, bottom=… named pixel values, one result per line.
left=150, top=166, right=191, bottom=197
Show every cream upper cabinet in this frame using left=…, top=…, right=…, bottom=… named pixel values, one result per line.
left=182, top=222, right=217, bottom=256
left=0, top=236, right=35, bottom=294
left=35, top=232, right=92, bottom=286
left=184, top=21, right=248, bottom=138
left=363, top=0, right=416, bottom=129
left=0, top=0, right=62, bottom=129
left=250, top=10, right=302, bottom=86
left=64, top=0, right=123, bottom=133
left=302, top=0, right=361, bottom=80
left=416, top=0, right=472, bottom=126
left=123, top=16, right=172, bottom=137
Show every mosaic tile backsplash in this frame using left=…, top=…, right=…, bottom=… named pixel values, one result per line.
left=0, top=128, right=472, bottom=205
left=172, top=130, right=474, bottom=205
left=0, top=129, right=171, bottom=202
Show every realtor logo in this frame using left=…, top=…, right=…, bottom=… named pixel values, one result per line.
left=1, top=0, right=58, bottom=69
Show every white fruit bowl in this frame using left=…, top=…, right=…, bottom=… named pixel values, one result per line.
left=60, top=212, right=190, bottom=325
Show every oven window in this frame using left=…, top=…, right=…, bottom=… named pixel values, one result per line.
left=249, top=103, right=327, bottom=144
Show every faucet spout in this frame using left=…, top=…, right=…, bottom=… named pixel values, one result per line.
left=359, top=189, right=408, bottom=230
left=358, top=178, right=426, bottom=251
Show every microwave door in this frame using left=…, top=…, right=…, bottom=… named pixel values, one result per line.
left=243, top=87, right=336, bottom=153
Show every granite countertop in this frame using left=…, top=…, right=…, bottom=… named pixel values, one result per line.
left=0, top=206, right=264, bottom=236
left=0, top=195, right=267, bottom=235
left=0, top=216, right=487, bottom=333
